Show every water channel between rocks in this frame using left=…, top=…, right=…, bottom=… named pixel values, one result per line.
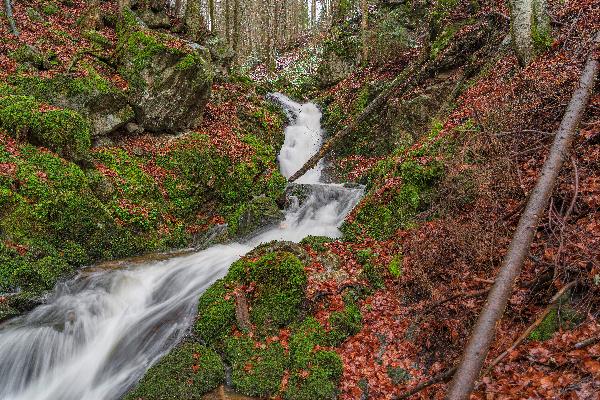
left=0, top=94, right=364, bottom=400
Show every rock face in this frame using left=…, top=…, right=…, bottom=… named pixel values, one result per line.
left=58, top=90, right=134, bottom=138
left=118, top=27, right=213, bottom=133
left=137, top=9, right=171, bottom=29
left=234, top=195, right=284, bottom=238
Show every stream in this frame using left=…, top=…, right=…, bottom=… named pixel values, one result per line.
left=0, top=94, right=363, bottom=400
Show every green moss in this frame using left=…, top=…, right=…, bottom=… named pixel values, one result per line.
left=0, top=95, right=39, bottom=140
left=225, top=336, right=287, bottom=398
left=0, top=94, right=91, bottom=160
left=118, top=27, right=191, bottom=90
left=175, top=53, right=202, bottom=71
left=11, top=256, right=72, bottom=292
left=529, top=308, right=558, bottom=341
left=300, top=236, right=334, bottom=252
left=83, top=30, right=111, bottom=47
left=532, top=15, right=552, bottom=52
left=328, top=304, right=362, bottom=346
left=430, top=24, right=459, bottom=59
left=228, top=251, right=307, bottom=336
left=125, top=342, right=224, bottom=400
left=342, top=155, right=445, bottom=240
left=194, top=279, right=236, bottom=347
left=387, top=366, right=410, bottom=385
left=41, top=2, right=60, bottom=15
left=288, top=318, right=329, bottom=370
left=388, top=254, right=403, bottom=279
left=8, top=72, right=114, bottom=99
left=356, top=248, right=384, bottom=289
left=30, top=109, right=91, bottom=161
left=284, top=351, right=343, bottom=400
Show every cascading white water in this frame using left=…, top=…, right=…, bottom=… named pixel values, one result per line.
left=0, top=94, right=363, bottom=400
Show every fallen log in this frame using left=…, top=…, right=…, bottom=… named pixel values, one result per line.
left=483, top=280, right=577, bottom=376
left=287, top=54, right=430, bottom=182
left=446, top=32, right=600, bottom=400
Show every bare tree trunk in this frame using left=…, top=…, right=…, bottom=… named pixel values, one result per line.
left=446, top=33, right=600, bottom=400
left=510, top=0, right=551, bottom=65
left=185, top=0, right=204, bottom=41
left=174, top=0, right=184, bottom=17
left=4, top=0, right=19, bottom=36
left=232, top=0, right=241, bottom=55
left=208, top=0, right=215, bottom=32
left=225, top=0, right=231, bottom=43
left=118, top=0, right=131, bottom=17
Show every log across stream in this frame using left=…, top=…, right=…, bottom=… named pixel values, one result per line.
left=0, top=94, right=364, bottom=400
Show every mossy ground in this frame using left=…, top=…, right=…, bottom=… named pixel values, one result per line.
left=125, top=342, right=225, bottom=399
left=129, top=247, right=355, bottom=399
left=0, top=82, right=286, bottom=303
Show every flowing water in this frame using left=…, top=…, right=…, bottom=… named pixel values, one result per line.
left=0, top=94, right=363, bottom=400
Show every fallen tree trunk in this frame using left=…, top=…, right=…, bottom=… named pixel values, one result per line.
left=4, top=0, right=19, bottom=36
left=287, top=55, right=430, bottom=182
left=446, top=32, right=600, bottom=400
left=483, top=280, right=577, bottom=376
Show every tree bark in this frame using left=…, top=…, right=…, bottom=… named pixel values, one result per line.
left=232, top=0, right=241, bottom=55
left=118, top=0, right=131, bottom=18
left=483, top=281, right=577, bottom=377
left=446, top=33, right=600, bottom=400
left=208, top=0, right=215, bottom=32
left=510, top=0, right=551, bottom=65
left=4, top=0, right=18, bottom=36
left=185, top=0, right=203, bottom=41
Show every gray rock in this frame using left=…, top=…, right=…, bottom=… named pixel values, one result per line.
left=137, top=9, right=171, bottom=29
left=118, top=29, right=213, bottom=133
left=53, top=88, right=134, bottom=138
left=234, top=195, right=284, bottom=238
left=125, top=122, right=144, bottom=135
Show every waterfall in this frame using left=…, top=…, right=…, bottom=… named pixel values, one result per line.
left=0, top=94, right=363, bottom=400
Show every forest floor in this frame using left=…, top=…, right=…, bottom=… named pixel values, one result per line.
left=293, top=1, right=600, bottom=398
left=1, top=0, right=600, bottom=399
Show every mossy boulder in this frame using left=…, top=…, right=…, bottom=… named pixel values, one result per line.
left=225, top=336, right=287, bottom=397
left=0, top=95, right=91, bottom=161
left=229, top=195, right=284, bottom=238
left=136, top=8, right=171, bottom=29
left=195, top=248, right=308, bottom=343
left=118, top=16, right=214, bottom=133
left=125, top=342, right=225, bottom=400
left=140, top=244, right=349, bottom=400
left=6, top=74, right=134, bottom=138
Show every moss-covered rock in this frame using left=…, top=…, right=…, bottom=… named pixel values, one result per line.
left=194, top=279, right=236, bottom=348
left=117, top=14, right=214, bottom=133
left=228, top=195, right=284, bottom=238
left=328, top=303, right=363, bottom=346
left=5, top=73, right=134, bottom=138
left=125, top=342, right=225, bottom=400
left=225, top=336, right=287, bottom=397
left=0, top=95, right=91, bottom=160
left=230, top=251, right=307, bottom=335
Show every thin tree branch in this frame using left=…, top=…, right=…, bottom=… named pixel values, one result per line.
left=482, top=280, right=577, bottom=377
